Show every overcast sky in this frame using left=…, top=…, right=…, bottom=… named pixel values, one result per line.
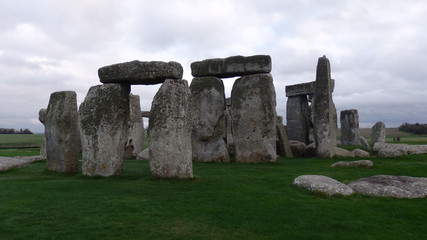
left=1, top=0, right=426, bottom=133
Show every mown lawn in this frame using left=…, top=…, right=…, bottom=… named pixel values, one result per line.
left=0, top=149, right=426, bottom=240
left=0, top=134, right=44, bottom=148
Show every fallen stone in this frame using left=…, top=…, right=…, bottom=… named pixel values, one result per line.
left=289, top=140, right=306, bottom=157
left=359, top=136, right=370, bottom=150
left=334, top=147, right=355, bottom=157
left=293, top=175, right=355, bottom=196
left=347, top=175, right=427, bottom=198
left=373, top=142, right=427, bottom=157
left=191, top=55, right=271, bottom=78
left=352, top=149, right=370, bottom=157
left=98, top=60, right=183, bottom=85
left=79, top=83, right=130, bottom=176
left=136, top=148, right=149, bottom=161
left=45, top=91, right=81, bottom=173
left=331, top=160, right=373, bottom=168
left=231, top=73, right=277, bottom=162
left=0, top=157, right=29, bottom=171
left=149, top=79, right=193, bottom=178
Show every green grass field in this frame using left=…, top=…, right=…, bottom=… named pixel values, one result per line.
left=0, top=134, right=44, bottom=148
left=1, top=151, right=427, bottom=239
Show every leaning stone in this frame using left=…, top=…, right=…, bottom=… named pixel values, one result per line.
left=313, top=56, right=337, bottom=158
left=136, top=148, right=149, bottom=161
left=191, top=55, right=271, bottom=78
left=340, top=109, right=360, bottom=145
left=347, top=175, right=427, bottom=198
left=334, top=147, right=355, bottom=157
left=276, top=123, right=293, bottom=158
left=149, top=79, right=193, bottom=178
left=79, top=84, right=130, bottom=176
left=126, top=94, right=144, bottom=158
left=352, top=149, right=370, bottom=157
left=98, top=60, right=183, bottom=85
left=331, top=160, right=373, bottom=168
left=371, top=121, right=386, bottom=145
left=293, top=175, right=355, bottom=196
left=45, top=91, right=80, bottom=173
left=231, top=73, right=277, bottom=162
left=190, top=76, right=229, bottom=162
left=359, top=136, right=370, bottom=150
left=289, top=140, right=306, bottom=157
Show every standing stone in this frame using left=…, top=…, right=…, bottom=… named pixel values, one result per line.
left=125, top=93, right=143, bottom=158
left=340, top=109, right=360, bottom=145
left=313, top=56, right=336, bottom=158
left=224, top=98, right=235, bottom=156
left=231, top=73, right=277, bottom=162
left=371, top=121, right=386, bottom=145
left=190, top=77, right=229, bottom=162
left=45, top=91, right=80, bottom=173
left=79, top=84, right=130, bottom=176
left=149, top=79, right=193, bottom=178
left=286, top=96, right=310, bottom=144
left=38, top=108, right=47, bottom=158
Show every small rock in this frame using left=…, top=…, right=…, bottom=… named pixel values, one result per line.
left=331, top=160, right=373, bottom=168
left=293, top=175, right=355, bottom=196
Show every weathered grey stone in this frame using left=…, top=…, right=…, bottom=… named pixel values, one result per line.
left=149, top=79, right=193, bottom=178
left=334, top=147, right=355, bottom=157
left=285, top=80, right=335, bottom=97
left=38, top=108, right=47, bottom=158
left=304, top=142, right=317, bottom=157
left=190, top=76, right=229, bottom=162
left=224, top=104, right=235, bottom=156
left=0, top=156, right=29, bottom=171
left=38, top=108, right=47, bottom=124
left=331, top=160, right=373, bottom=168
left=340, top=109, right=360, bottom=145
left=125, top=94, right=144, bottom=158
left=371, top=121, right=386, bottom=145
left=374, top=142, right=427, bottom=157
left=286, top=96, right=310, bottom=144
left=276, top=123, right=293, bottom=158
left=98, top=60, right=183, bottom=85
left=45, top=91, right=80, bottom=173
left=352, top=149, right=370, bottom=157
left=348, top=175, right=427, bottom=198
left=141, top=111, right=150, bottom=118
left=191, top=55, right=271, bottom=78
left=293, top=175, right=355, bottom=196
left=136, top=148, right=149, bottom=161
left=289, top=140, right=306, bottom=157
left=313, top=56, right=336, bottom=158
left=231, top=73, right=277, bottom=162
left=79, top=84, right=130, bottom=176
left=359, top=136, right=370, bottom=150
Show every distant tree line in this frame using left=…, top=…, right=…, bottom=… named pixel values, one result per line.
left=398, top=123, right=427, bottom=134
left=0, top=128, right=33, bottom=134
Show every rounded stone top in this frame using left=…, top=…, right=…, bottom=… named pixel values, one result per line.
left=98, top=60, right=183, bottom=85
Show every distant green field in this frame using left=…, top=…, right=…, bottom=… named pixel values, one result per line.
left=339, top=128, right=427, bottom=145
left=0, top=134, right=44, bottom=148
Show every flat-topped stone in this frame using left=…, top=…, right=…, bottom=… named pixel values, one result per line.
left=98, top=60, right=183, bottom=85
left=191, top=55, right=271, bottom=78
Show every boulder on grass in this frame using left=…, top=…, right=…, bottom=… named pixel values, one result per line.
left=293, top=175, right=355, bottom=196
left=331, top=160, right=373, bottom=168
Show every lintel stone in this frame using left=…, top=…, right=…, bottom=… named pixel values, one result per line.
left=286, top=80, right=335, bottom=97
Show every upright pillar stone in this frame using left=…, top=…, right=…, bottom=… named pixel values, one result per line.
left=371, top=121, right=386, bottom=145
left=286, top=96, right=310, bottom=143
left=231, top=73, right=277, bottom=162
left=340, top=109, right=360, bottom=145
left=149, top=79, right=193, bottom=178
left=190, top=76, right=229, bottom=162
left=79, top=83, right=130, bottom=176
left=38, top=108, right=47, bottom=158
left=125, top=93, right=143, bottom=158
left=224, top=98, right=235, bottom=156
left=313, top=56, right=336, bottom=158
left=45, top=91, right=80, bottom=172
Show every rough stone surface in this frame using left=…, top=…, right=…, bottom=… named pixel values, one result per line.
left=331, top=160, right=374, bottom=168
left=334, top=147, right=355, bottom=157
left=136, top=148, right=149, bottom=161
left=190, top=76, right=229, bottom=162
left=98, top=60, right=183, bottom=85
left=304, top=142, right=317, bottom=157
left=286, top=96, right=310, bottom=143
left=231, top=73, right=277, bottom=162
left=293, top=175, right=355, bottom=196
left=348, top=175, right=427, bottom=198
left=352, top=149, right=370, bottom=157
left=285, top=80, right=335, bottom=97
left=38, top=108, right=47, bottom=158
left=0, top=157, right=29, bottom=171
left=224, top=103, right=235, bottom=156
left=38, top=108, right=47, bottom=124
left=45, top=91, right=80, bottom=173
left=126, top=94, right=144, bottom=158
left=374, top=142, right=427, bottom=158
left=276, top=123, right=293, bottom=158
left=371, top=121, right=386, bottom=145
left=149, top=79, right=193, bottom=178
left=313, top=56, right=337, bottom=158
left=191, top=55, right=271, bottom=78
left=359, top=136, right=370, bottom=150
left=340, top=109, right=360, bottom=145
left=79, top=84, right=130, bottom=177
left=289, top=140, right=306, bottom=157
left=141, top=111, right=150, bottom=118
